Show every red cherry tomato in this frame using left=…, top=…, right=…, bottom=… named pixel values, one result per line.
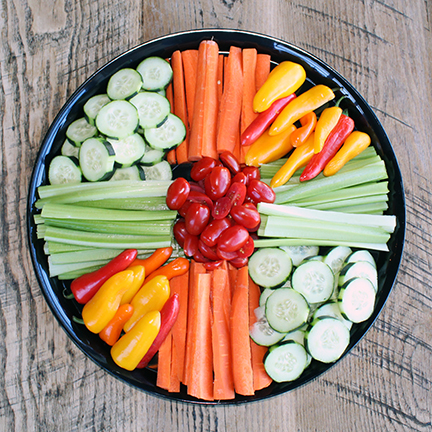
left=247, top=179, right=276, bottom=204
left=203, top=260, right=224, bottom=271
left=212, top=196, right=232, bottom=220
left=216, top=247, right=239, bottom=261
left=230, top=204, right=261, bottom=229
left=237, top=236, right=255, bottom=258
left=229, top=256, right=248, bottom=268
left=183, top=234, right=199, bottom=257
left=173, top=219, right=188, bottom=247
left=219, top=151, right=241, bottom=175
left=193, top=249, right=210, bottom=263
left=231, top=172, right=248, bottom=185
left=242, top=166, right=261, bottom=183
left=190, top=157, right=218, bottom=181
left=200, top=218, right=231, bottom=247
left=189, top=181, right=205, bottom=194
left=217, top=225, right=249, bottom=253
left=185, top=203, right=211, bottom=236
left=225, top=182, right=246, bottom=207
left=166, top=178, right=190, bottom=210
left=198, top=240, right=219, bottom=261
left=186, top=190, right=214, bottom=212
left=205, top=166, right=231, bottom=200
left=178, top=200, right=193, bottom=218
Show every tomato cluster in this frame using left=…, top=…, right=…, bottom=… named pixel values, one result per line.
left=166, top=151, right=276, bottom=270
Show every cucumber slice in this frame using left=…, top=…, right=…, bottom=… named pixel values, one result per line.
left=109, top=165, right=146, bottom=181
left=248, top=248, right=293, bottom=288
left=265, top=288, right=310, bottom=333
left=291, top=260, right=334, bottom=304
left=61, top=139, right=79, bottom=158
left=107, top=68, right=143, bottom=100
left=249, top=306, right=286, bottom=347
left=130, top=92, right=171, bottom=129
left=66, top=117, right=97, bottom=146
left=281, top=329, right=306, bottom=345
left=107, top=133, right=146, bottom=167
left=95, top=100, right=139, bottom=139
left=345, top=250, right=377, bottom=268
left=338, top=261, right=378, bottom=292
left=279, top=245, right=319, bottom=267
left=48, top=155, right=82, bottom=185
left=264, top=341, right=308, bottom=382
left=137, top=56, right=173, bottom=91
left=338, top=277, right=376, bottom=323
left=259, top=288, right=275, bottom=307
left=139, top=145, right=165, bottom=166
left=323, top=246, right=352, bottom=274
left=142, top=160, right=172, bottom=181
left=144, top=113, right=186, bottom=151
left=312, top=301, right=352, bottom=330
left=305, top=317, right=350, bottom=363
left=79, top=138, right=116, bottom=182
left=83, top=94, right=111, bottom=124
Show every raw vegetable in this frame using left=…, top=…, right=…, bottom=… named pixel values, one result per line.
left=144, top=257, right=190, bottom=283
left=290, top=111, right=317, bottom=148
left=129, top=247, right=173, bottom=275
left=313, top=98, right=344, bottom=153
left=99, top=303, right=134, bottom=346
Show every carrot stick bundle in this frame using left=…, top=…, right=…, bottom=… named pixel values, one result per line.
left=156, top=331, right=172, bottom=390
left=182, top=49, right=198, bottom=129
left=165, top=79, right=177, bottom=165
left=255, top=53, right=271, bottom=92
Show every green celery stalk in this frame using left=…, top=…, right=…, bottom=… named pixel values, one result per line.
left=332, top=202, right=389, bottom=214
left=48, top=258, right=109, bottom=277
left=45, top=242, right=102, bottom=254
left=74, top=196, right=169, bottom=211
left=298, top=194, right=388, bottom=211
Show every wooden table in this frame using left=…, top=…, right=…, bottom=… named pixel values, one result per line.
left=1, top=0, right=431, bottom=430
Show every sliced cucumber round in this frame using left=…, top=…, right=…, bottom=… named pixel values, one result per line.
left=95, top=100, right=139, bottom=139
left=281, top=328, right=306, bottom=345
left=61, top=139, right=79, bottom=158
left=264, top=341, right=308, bottom=383
left=259, top=288, right=275, bottom=307
left=48, top=155, right=82, bottom=185
left=79, top=138, right=116, bottom=182
left=83, top=94, right=111, bottom=124
left=265, top=288, right=310, bottom=333
left=248, top=248, right=293, bottom=288
left=107, top=133, right=146, bottom=167
left=144, top=113, right=186, bottom=151
left=305, top=317, right=350, bottom=363
left=142, top=160, right=172, bottom=181
left=66, top=117, right=97, bottom=146
left=323, top=246, right=352, bottom=274
left=345, top=250, right=377, bottom=268
left=109, top=165, right=146, bottom=181
left=130, top=91, right=171, bottom=129
left=280, top=245, right=319, bottom=267
left=312, top=301, right=352, bottom=330
left=137, top=56, right=173, bottom=91
left=139, top=145, right=165, bottom=166
left=338, top=261, right=378, bottom=292
left=338, top=277, right=376, bottom=323
left=107, top=68, right=143, bottom=100
left=249, top=306, right=286, bottom=347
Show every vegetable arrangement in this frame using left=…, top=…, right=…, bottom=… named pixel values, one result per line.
left=33, top=38, right=399, bottom=402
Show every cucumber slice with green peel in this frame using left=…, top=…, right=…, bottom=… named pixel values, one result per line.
left=83, top=94, right=111, bottom=124
left=312, top=301, right=353, bottom=330
left=305, top=316, right=350, bottom=363
left=280, top=245, right=319, bottom=267
left=264, top=341, right=308, bottom=382
left=139, top=146, right=165, bottom=166
left=338, top=277, right=376, bottom=323
left=79, top=138, right=116, bottom=182
left=95, top=100, right=139, bottom=139
left=338, top=261, right=378, bottom=292
left=291, top=260, right=335, bottom=304
left=249, top=306, right=286, bottom=347
left=265, top=288, right=310, bottom=333
left=259, top=288, right=275, bottom=307
left=137, top=56, right=173, bottom=91
left=144, top=113, right=186, bottom=151
left=142, top=160, right=172, bottom=181
left=248, top=248, right=293, bottom=288
left=107, top=68, right=143, bottom=100
left=109, top=165, right=146, bottom=181
left=66, top=117, right=97, bottom=146
left=323, top=246, right=352, bottom=274
left=130, top=91, right=171, bottom=129
left=107, top=133, right=146, bottom=167
left=61, top=140, right=79, bottom=158
left=281, top=328, right=306, bottom=344
left=345, top=250, right=377, bottom=268
left=48, top=155, right=82, bottom=185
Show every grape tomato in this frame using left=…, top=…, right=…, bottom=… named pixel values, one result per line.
left=217, top=225, right=249, bottom=253
left=190, top=157, right=218, bottom=181
left=231, top=172, right=248, bottom=185
left=186, top=191, right=214, bottom=212
left=200, top=218, right=231, bottom=247
left=242, top=166, right=260, bottom=183
left=205, top=166, right=231, bottom=200
left=198, top=240, right=219, bottom=261
left=247, top=179, right=276, bottom=204
left=225, top=182, right=246, bottom=207
left=166, top=178, right=190, bottom=210
left=219, top=150, right=241, bottom=175
left=173, top=219, right=188, bottom=247
left=212, top=196, right=232, bottom=220
left=183, top=234, right=199, bottom=257
left=185, top=202, right=211, bottom=236
left=193, top=249, right=210, bottom=263
left=229, top=256, right=248, bottom=268
left=230, top=204, right=261, bottom=229
left=236, top=236, right=255, bottom=258
left=216, top=247, right=239, bottom=261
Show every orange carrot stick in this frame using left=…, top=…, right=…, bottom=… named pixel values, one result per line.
left=217, top=54, right=224, bottom=104
left=182, top=49, right=198, bottom=128
left=169, top=338, right=181, bottom=393
left=255, top=53, right=271, bottom=92
left=212, top=266, right=235, bottom=400
left=188, top=42, right=207, bottom=161
left=165, top=66, right=177, bottom=165
left=156, top=331, right=172, bottom=391
left=216, top=46, right=244, bottom=154
left=230, top=265, right=254, bottom=396
left=187, top=272, right=214, bottom=401
left=171, top=50, right=189, bottom=164
left=248, top=276, right=272, bottom=391
left=227, top=262, right=237, bottom=300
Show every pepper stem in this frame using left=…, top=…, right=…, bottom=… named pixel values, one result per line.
left=72, top=316, right=85, bottom=325
left=63, top=289, right=75, bottom=300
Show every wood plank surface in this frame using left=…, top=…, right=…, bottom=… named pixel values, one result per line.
left=1, top=0, right=432, bottom=430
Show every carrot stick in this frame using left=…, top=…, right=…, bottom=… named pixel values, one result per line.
left=241, top=48, right=258, bottom=134
left=187, top=272, right=214, bottom=401
left=255, top=53, right=271, bottom=92
left=248, top=276, right=272, bottom=391
left=216, top=46, right=244, bottom=154
left=188, top=42, right=207, bottom=161
left=170, top=272, right=189, bottom=383
left=217, top=54, right=224, bottom=104
left=227, top=262, right=237, bottom=300
left=181, top=49, right=198, bottom=128
left=156, top=331, right=172, bottom=391
left=212, top=266, right=235, bottom=400
left=165, top=64, right=177, bottom=165
left=171, top=50, right=189, bottom=164
left=169, top=337, right=181, bottom=393
left=230, top=265, right=254, bottom=396
left=201, top=40, right=219, bottom=159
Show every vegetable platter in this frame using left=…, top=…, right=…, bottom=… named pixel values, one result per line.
left=27, top=29, right=405, bottom=404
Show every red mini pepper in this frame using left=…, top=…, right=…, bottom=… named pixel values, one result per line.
left=70, top=249, right=138, bottom=304
left=136, top=293, right=180, bottom=369
left=300, top=114, right=355, bottom=182
left=240, top=94, right=296, bottom=147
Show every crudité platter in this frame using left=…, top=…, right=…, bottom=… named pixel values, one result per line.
left=27, top=29, right=405, bottom=404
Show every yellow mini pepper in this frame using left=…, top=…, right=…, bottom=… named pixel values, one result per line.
left=123, top=275, right=170, bottom=332
left=245, top=124, right=296, bottom=167
left=323, top=131, right=371, bottom=177
left=82, top=269, right=135, bottom=334
left=313, top=106, right=343, bottom=154
left=120, top=265, right=145, bottom=305
left=111, top=310, right=161, bottom=371
left=253, top=61, right=306, bottom=113
left=270, top=85, right=335, bottom=136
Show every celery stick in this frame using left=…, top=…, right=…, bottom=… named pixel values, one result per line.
left=299, top=194, right=388, bottom=211
left=45, top=242, right=102, bottom=254
left=333, top=202, right=389, bottom=214
left=41, top=203, right=176, bottom=222
left=58, top=266, right=104, bottom=280
left=48, top=259, right=109, bottom=277
left=74, top=197, right=169, bottom=211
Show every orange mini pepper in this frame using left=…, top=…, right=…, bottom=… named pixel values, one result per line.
left=120, top=265, right=145, bottom=305
left=99, top=303, right=134, bottom=346
left=144, top=257, right=190, bottom=284
left=128, top=247, right=173, bottom=275
left=290, top=111, right=317, bottom=148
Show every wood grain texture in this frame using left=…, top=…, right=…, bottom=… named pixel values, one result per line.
left=1, top=0, right=432, bottom=430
